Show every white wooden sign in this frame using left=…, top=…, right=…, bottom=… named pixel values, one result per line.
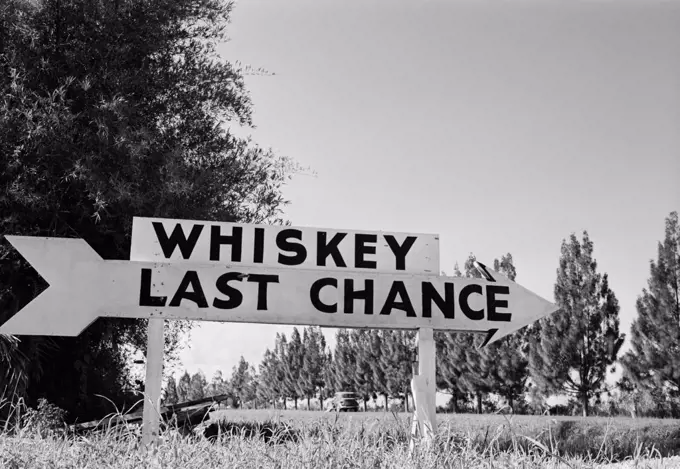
left=1, top=220, right=560, bottom=448
left=129, top=216, right=440, bottom=445
left=131, top=217, right=440, bottom=274
left=0, top=236, right=557, bottom=345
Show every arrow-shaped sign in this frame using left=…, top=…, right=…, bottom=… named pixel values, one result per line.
left=1, top=236, right=558, bottom=345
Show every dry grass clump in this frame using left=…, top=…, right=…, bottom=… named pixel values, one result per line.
left=0, top=400, right=678, bottom=469
left=210, top=408, right=680, bottom=464
left=0, top=423, right=568, bottom=469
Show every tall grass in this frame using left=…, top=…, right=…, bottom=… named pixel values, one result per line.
left=1, top=400, right=678, bottom=469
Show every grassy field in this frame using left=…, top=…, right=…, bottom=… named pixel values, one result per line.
left=1, top=408, right=679, bottom=468
left=208, top=409, right=680, bottom=462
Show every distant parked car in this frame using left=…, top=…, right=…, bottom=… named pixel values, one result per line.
left=329, top=391, right=360, bottom=412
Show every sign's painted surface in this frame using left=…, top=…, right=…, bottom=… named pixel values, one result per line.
left=1, top=236, right=557, bottom=344
left=131, top=217, right=440, bottom=274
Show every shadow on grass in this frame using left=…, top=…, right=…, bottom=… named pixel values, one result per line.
left=453, top=417, right=680, bottom=464
left=202, top=413, right=413, bottom=450
left=201, top=413, right=680, bottom=463
left=202, top=420, right=301, bottom=445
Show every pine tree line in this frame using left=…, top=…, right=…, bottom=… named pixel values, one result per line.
left=163, top=357, right=258, bottom=408
left=164, top=211, right=678, bottom=418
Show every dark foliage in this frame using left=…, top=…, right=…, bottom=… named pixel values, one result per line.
left=0, top=0, right=295, bottom=422
left=529, top=232, right=624, bottom=416
left=621, top=211, right=680, bottom=395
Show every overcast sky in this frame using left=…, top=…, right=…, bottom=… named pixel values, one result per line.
left=172, top=0, right=680, bottom=386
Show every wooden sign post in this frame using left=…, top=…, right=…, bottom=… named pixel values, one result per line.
left=0, top=217, right=559, bottom=448
left=130, top=220, right=165, bottom=446
left=409, top=327, right=437, bottom=451
left=141, top=317, right=164, bottom=446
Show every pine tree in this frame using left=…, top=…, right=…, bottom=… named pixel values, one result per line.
left=435, top=331, right=469, bottom=413
left=481, top=254, right=528, bottom=410
left=369, top=331, right=389, bottom=411
left=244, top=364, right=258, bottom=408
left=300, top=328, right=314, bottom=409
left=436, top=255, right=528, bottom=413
left=461, top=255, right=495, bottom=413
left=316, top=334, right=329, bottom=409
left=257, top=348, right=280, bottom=408
left=621, top=211, right=680, bottom=395
left=274, top=333, right=289, bottom=409
left=176, top=371, right=191, bottom=403
left=163, top=374, right=178, bottom=405
left=283, top=328, right=305, bottom=410
left=332, top=329, right=356, bottom=393
left=437, top=256, right=489, bottom=414
left=300, top=327, right=326, bottom=410
left=529, top=231, right=624, bottom=416
left=436, top=262, right=469, bottom=413
left=231, top=356, right=253, bottom=408
left=379, top=330, right=414, bottom=412
left=349, top=329, right=376, bottom=411
left=188, top=371, right=207, bottom=401
left=321, top=350, right=336, bottom=407
left=206, top=370, right=227, bottom=397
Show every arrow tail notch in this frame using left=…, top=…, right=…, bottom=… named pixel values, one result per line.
left=0, top=290, right=99, bottom=336
left=4, top=236, right=103, bottom=285
left=1, top=236, right=106, bottom=336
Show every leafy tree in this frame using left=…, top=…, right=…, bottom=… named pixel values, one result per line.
left=0, top=0, right=297, bottom=421
left=621, top=211, right=680, bottom=396
left=529, top=232, right=624, bottom=416
left=300, top=327, right=326, bottom=410
left=176, top=371, right=191, bottom=404
left=163, top=374, right=178, bottom=405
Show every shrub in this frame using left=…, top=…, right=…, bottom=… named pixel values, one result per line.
left=21, top=399, right=68, bottom=438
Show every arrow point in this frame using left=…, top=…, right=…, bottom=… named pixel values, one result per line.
left=487, top=299, right=558, bottom=346
left=530, top=298, right=560, bottom=323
